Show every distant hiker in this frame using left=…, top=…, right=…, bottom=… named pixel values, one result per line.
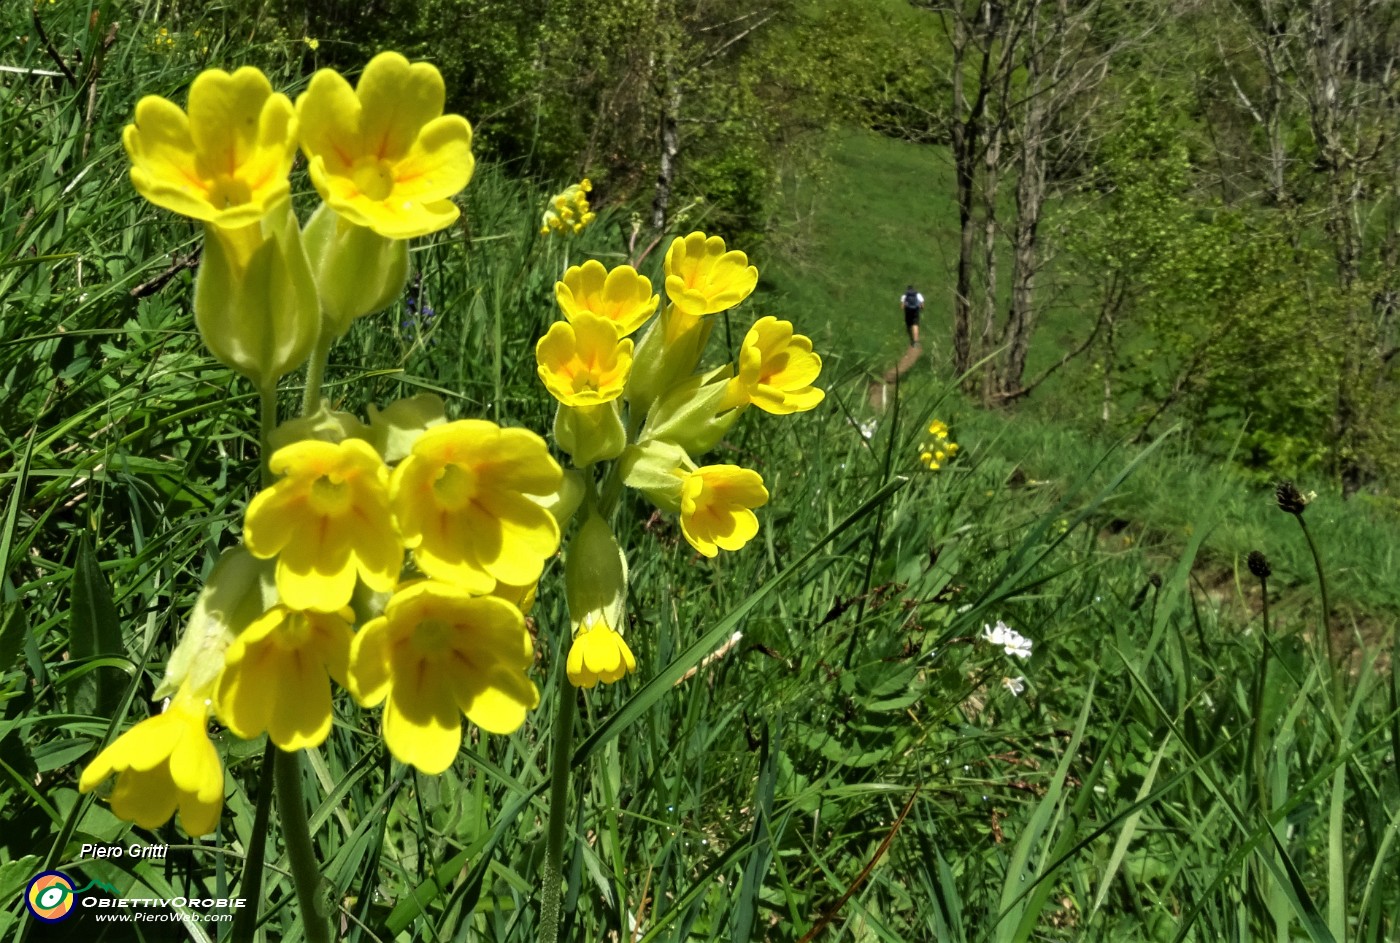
left=900, top=285, right=924, bottom=347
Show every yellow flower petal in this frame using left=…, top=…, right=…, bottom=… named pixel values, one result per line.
left=678, top=465, right=768, bottom=558
left=391, top=421, right=562, bottom=591
left=347, top=582, right=539, bottom=773
left=727, top=316, right=825, bottom=415
left=663, top=232, right=759, bottom=317
left=244, top=438, right=400, bottom=612
left=566, top=617, right=636, bottom=689
left=297, top=52, right=474, bottom=239
left=214, top=606, right=353, bottom=750
left=124, top=67, right=296, bottom=227
left=79, top=687, right=224, bottom=837
left=555, top=261, right=658, bottom=337
left=536, top=315, right=634, bottom=406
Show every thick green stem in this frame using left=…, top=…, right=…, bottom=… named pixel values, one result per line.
left=537, top=669, right=577, bottom=943
left=258, top=385, right=278, bottom=488
left=301, top=328, right=334, bottom=416
left=275, top=749, right=330, bottom=943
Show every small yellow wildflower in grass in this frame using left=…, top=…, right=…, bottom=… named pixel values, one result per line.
left=123, top=67, right=296, bottom=227
left=726, top=316, right=825, bottom=414
left=679, top=465, right=769, bottom=558
left=78, top=686, right=223, bottom=836
left=347, top=582, right=539, bottom=774
left=917, top=419, right=959, bottom=471
left=566, top=615, right=636, bottom=689
left=297, top=51, right=474, bottom=238
left=243, top=439, right=401, bottom=612
left=303, top=36, right=320, bottom=51
left=554, top=260, right=658, bottom=336
left=540, top=179, right=596, bottom=236
left=663, top=231, right=758, bottom=317
left=389, top=421, right=563, bottom=593
left=536, top=315, right=634, bottom=406
left=213, top=605, right=353, bottom=750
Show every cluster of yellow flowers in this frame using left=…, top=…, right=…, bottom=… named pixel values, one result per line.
left=78, top=51, right=824, bottom=845
left=918, top=419, right=959, bottom=470
left=77, top=53, right=551, bottom=836
left=540, top=179, right=597, bottom=237
left=536, top=233, right=825, bottom=688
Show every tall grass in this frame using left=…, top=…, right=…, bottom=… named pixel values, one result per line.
left=1, top=4, right=1396, bottom=942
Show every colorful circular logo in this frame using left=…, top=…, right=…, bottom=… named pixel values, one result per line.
left=25, top=871, right=76, bottom=923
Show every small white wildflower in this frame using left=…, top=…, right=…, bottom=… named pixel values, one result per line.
left=982, top=621, right=1032, bottom=659
left=1001, top=675, right=1026, bottom=696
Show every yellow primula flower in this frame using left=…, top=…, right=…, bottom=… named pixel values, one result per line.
left=124, top=66, right=296, bottom=227
left=678, top=465, right=769, bottom=558
left=79, top=685, right=224, bottom=837
left=297, top=51, right=474, bottom=238
left=566, top=615, right=636, bottom=689
left=540, top=179, right=596, bottom=236
left=213, top=605, right=353, bottom=750
left=390, top=421, right=563, bottom=593
left=554, top=260, right=658, bottom=337
left=244, top=439, right=401, bottom=612
left=347, top=581, right=540, bottom=774
left=726, top=316, right=825, bottom=415
left=536, top=314, right=635, bottom=407
left=928, top=419, right=949, bottom=438
left=663, top=232, right=759, bottom=317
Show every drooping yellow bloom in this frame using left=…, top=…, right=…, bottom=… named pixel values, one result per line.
left=213, top=605, right=353, bottom=750
left=244, top=439, right=401, bottom=612
left=124, top=67, right=296, bottom=227
left=678, top=465, right=769, bottom=557
left=536, top=314, right=635, bottom=407
left=296, top=52, right=474, bottom=238
left=79, top=686, right=223, bottom=837
left=540, top=179, right=597, bottom=236
left=347, top=581, right=539, bottom=774
left=726, top=316, right=825, bottom=415
left=390, top=421, right=563, bottom=593
left=554, top=260, right=658, bottom=337
left=663, top=232, right=759, bottom=317
left=567, top=615, right=636, bottom=689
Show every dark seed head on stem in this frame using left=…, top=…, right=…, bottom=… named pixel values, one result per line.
left=1247, top=551, right=1271, bottom=580
left=1275, top=481, right=1307, bottom=516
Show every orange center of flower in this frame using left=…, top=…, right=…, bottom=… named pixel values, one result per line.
left=432, top=463, right=477, bottom=510
left=351, top=157, right=396, bottom=201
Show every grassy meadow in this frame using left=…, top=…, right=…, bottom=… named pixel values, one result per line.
left=2, top=3, right=1398, bottom=943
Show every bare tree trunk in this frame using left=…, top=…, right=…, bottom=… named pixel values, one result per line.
left=980, top=120, right=1002, bottom=402
left=650, top=0, right=680, bottom=233
left=947, top=5, right=986, bottom=379
left=999, top=0, right=1046, bottom=397
left=651, top=78, right=681, bottom=232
